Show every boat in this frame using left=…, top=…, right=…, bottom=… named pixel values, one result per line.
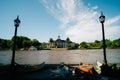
left=14, top=62, right=45, bottom=73
left=78, top=65, right=92, bottom=74
left=74, top=63, right=103, bottom=80
left=75, top=67, right=101, bottom=80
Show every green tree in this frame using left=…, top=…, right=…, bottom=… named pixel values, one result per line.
left=74, top=43, right=79, bottom=49
left=49, top=38, right=54, bottom=48
left=111, top=38, right=120, bottom=48
left=94, top=40, right=101, bottom=48
left=31, top=39, right=41, bottom=49
left=66, top=37, right=70, bottom=43
left=0, top=39, right=10, bottom=50
left=11, top=36, right=31, bottom=49
left=49, top=38, right=54, bottom=43
left=22, top=40, right=31, bottom=49
left=32, top=39, right=40, bottom=47
left=106, top=39, right=112, bottom=48
left=66, top=37, right=71, bottom=49
left=41, top=42, right=48, bottom=49
left=80, top=41, right=88, bottom=48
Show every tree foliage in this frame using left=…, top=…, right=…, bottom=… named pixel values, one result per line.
left=0, top=39, right=11, bottom=50
left=41, top=42, right=48, bottom=49
left=32, top=39, right=41, bottom=47
left=0, top=36, right=42, bottom=50
left=0, top=36, right=120, bottom=50
left=80, top=38, right=120, bottom=49
left=80, top=42, right=89, bottom=48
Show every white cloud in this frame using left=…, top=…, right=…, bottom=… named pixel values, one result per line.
left=92, top=6, right=98, bottom=10
left=105, top=15, right=120, bottom=26
left=40, top=0, right=120, bottom=42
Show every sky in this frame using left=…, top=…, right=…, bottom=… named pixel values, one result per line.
left=0, top=0, right=120, bottom=43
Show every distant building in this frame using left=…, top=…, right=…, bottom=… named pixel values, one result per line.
left=48, top=36, right=75, bottom=48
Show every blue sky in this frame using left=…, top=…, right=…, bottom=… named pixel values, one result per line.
left=0, top=0, right=120, bottom=43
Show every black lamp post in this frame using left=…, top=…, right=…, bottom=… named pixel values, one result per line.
left=11, top=16, right=20, bottom=69
left=99, top=12, right=107, bottom=65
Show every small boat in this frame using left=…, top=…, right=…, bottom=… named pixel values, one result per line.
left=14, top=62, right=45, bottom=73
left=77, top=63, right=93, bottom=74
left=75, top=67, right=101, bottom=80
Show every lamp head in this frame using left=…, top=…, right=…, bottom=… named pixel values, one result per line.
left=14, top=16, right=20, bottom=27
left=99, top=12, right=105, bottom=23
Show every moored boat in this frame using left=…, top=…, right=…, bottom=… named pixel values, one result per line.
left=77, top=63, right=93, bottom=74
left=14, top=62, right=45, bottom=73
left=78, top=65, right=92, bottom=74
left=75, top=63, right=102, bottom=80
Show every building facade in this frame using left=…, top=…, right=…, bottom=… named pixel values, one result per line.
left=48, top=36, right=75, bottom=48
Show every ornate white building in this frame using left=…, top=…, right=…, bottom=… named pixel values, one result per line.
left=48, top=36, right=75, bottom=48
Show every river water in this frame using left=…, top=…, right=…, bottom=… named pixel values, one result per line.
left=0, top=49, right=120, bottom=65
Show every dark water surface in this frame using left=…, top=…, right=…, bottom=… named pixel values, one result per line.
left=0, top=49, right=120, bottom=65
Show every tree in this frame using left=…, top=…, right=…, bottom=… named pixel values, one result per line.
left=49, top=38, right=54, bottom=48
left=66, top=37, right=70, bottom=43
left=95, top=40, right=100, bottom=43
left=80, top=42, right=88, bottom=48
left=32, top=39, right=40, bottom=47
left=41, top=42, right=48, bottom=49
left=106, top=39, right=112, bottom=48
left=22, top=40, right=31, bottom=49
left=94, top=40, right=101, bottom=48
left=11, top=36, right=31, bottom=49
left=66, top=37, right=71, bottom=49
left=49, top=38, right=54, bottom=43
left=0, top=39, right=10, bottom=50
left=111, top=38, right=120, bottom=48
left=74, top=43, right=79, bottom=49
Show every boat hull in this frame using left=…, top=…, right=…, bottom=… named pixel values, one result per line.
left=14, top=62, right=45, bottom=73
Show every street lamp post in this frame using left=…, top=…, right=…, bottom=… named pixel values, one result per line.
left=99, top=12, right=107, bottom=65
left=11, top=16, right=20, bottom=69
